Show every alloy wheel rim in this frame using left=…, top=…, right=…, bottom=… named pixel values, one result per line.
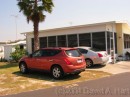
left=20, top=64, right=25, bottom=73
left=53, top=67, right=61, bottom=78
left=86, top=60, right=92, bottom=67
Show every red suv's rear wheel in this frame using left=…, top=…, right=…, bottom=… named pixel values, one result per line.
left=51, top=66, right=64, bottom=79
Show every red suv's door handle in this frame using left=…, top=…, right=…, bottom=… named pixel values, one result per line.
left=49, top=60, right=53, bottom=62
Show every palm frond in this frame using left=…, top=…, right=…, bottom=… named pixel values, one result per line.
left=39, top=12, right=46, bottom=22
left=17, top=0, right=54, bottom=51
left=42, top=0, right=54, bottom=13
left=17, top=0, right=54, bottom=22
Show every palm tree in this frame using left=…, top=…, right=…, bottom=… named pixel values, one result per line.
left=17, top=0, right=54, bottom=51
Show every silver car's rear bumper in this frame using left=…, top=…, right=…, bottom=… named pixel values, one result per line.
left=93, top=56, right=109, bottom=65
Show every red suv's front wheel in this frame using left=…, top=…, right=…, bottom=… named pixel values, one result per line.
left=19, top=62, right=28, bottom=74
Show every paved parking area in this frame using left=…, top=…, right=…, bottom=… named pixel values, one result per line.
left=87, top=61, right=130, bottom=74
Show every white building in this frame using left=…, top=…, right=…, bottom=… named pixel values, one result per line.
left=0, top=42, right=6, bottom=59
left=4, top=40, right=26, bottom=60
left=24, top=21, right=130, bottom=60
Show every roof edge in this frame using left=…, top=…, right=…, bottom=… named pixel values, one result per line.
left=21, top=21, right=128, bottom=34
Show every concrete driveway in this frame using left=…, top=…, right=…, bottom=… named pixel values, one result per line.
left=87, top=61, right=130, bottom=74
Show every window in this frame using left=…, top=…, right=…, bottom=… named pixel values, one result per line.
left=41, top=49, right=61, bottom=57
left=48, top=36, right=56, bottom=47
left=65, top=49, right=81, bottom=57
left=32, top=49, right=61, bottom=57
left=78, top=48, right=88, bottom=54
left=107, top=32, right=117, bottom=54
left=79, top=33, right=91, bottom=47
left=124, top=34, right=130, bottom=49
left=92, top=32, right=106, bottom=51
left=67, top=34, right=78, bottom=47
left=31, top=38, right=34, bottom=52
left=57, top=35, right=67, bottom=47
left=39, top=37, right=47, bottom=48
left=107, top=32, right=111, bottom=54
left=32, top=37, right=47, bottom=52
left=114, top=33, right=117, bottom=53
left=20, top=45, right=24, bottom=49
left=32, top=50, right=42, bottom=57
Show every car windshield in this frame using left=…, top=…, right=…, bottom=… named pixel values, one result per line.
left=65, top=49, right=81, bottom=57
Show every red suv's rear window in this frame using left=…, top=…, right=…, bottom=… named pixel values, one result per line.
left=65, top=49, right=81, bottom=57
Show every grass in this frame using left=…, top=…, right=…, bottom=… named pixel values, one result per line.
left=0, top=62, right=111, bottom=96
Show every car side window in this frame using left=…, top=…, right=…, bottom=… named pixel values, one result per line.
left=48, top=50, right=61, bottom=56
left=32, top=50, right=42, bottom=57
left=41, top=50, right=49, bottom=57
left=78, top=48, right=88, bottom=54
left=41, top=49, right=61, bottom=57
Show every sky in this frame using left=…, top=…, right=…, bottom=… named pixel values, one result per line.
left=0, top=0, right=130, bottom=42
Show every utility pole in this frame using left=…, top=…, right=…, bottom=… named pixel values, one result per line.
left=11, top=15, right=18, bottom=40
left=112, top=22, right=116, bottom=64
left=107, top=22, right=116, bottom=64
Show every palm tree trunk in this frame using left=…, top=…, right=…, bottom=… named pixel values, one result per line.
left=33, top=0, right=39, bottom=51
left=33, top=20, right=39, bottom=51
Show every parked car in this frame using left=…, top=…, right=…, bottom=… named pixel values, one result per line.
left=19, top=47, right=86, bottom=79
left=75, top=47, right=109, bottom=67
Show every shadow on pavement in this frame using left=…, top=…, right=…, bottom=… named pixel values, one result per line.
left=87, top=64, right=106, bottom=69
left=12, top=71, right=81, bottom=82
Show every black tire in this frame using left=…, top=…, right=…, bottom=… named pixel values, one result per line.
left=51, top=66, right=64, bottom=79
left=19, top=62, right=28, bottom=74
left=85, top=59, right=93, bottom=67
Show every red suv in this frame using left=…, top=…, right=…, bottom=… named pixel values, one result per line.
left=19, top=47, right=86, bottom=79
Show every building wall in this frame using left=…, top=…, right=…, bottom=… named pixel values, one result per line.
left=116, top=23, right=123, bottom=55
left=4, top=45, right=13, bottom=60
left=122, top=23, right=130, bottom=34
left=27, top=24, right=107, bottom=54
left=0, top=44, right=7, bottom=59
left=116, top=23, right=130, bottom=56
left=26, top=21, right=130, bottom=58
left=0, top=46, right=4, bottom=58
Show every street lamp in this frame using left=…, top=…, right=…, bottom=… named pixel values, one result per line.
left=11, top=15, right=18, bottom=40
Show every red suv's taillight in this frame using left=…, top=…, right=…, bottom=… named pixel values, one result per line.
left=98, top=53, right=103, bottom=57
left=64, top=58, right=72, bottom=65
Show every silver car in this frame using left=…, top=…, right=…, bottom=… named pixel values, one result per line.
left=75, top=47, right=109, bottom=67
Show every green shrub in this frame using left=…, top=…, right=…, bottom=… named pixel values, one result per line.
left=10, top=45, right=27, bottom=62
